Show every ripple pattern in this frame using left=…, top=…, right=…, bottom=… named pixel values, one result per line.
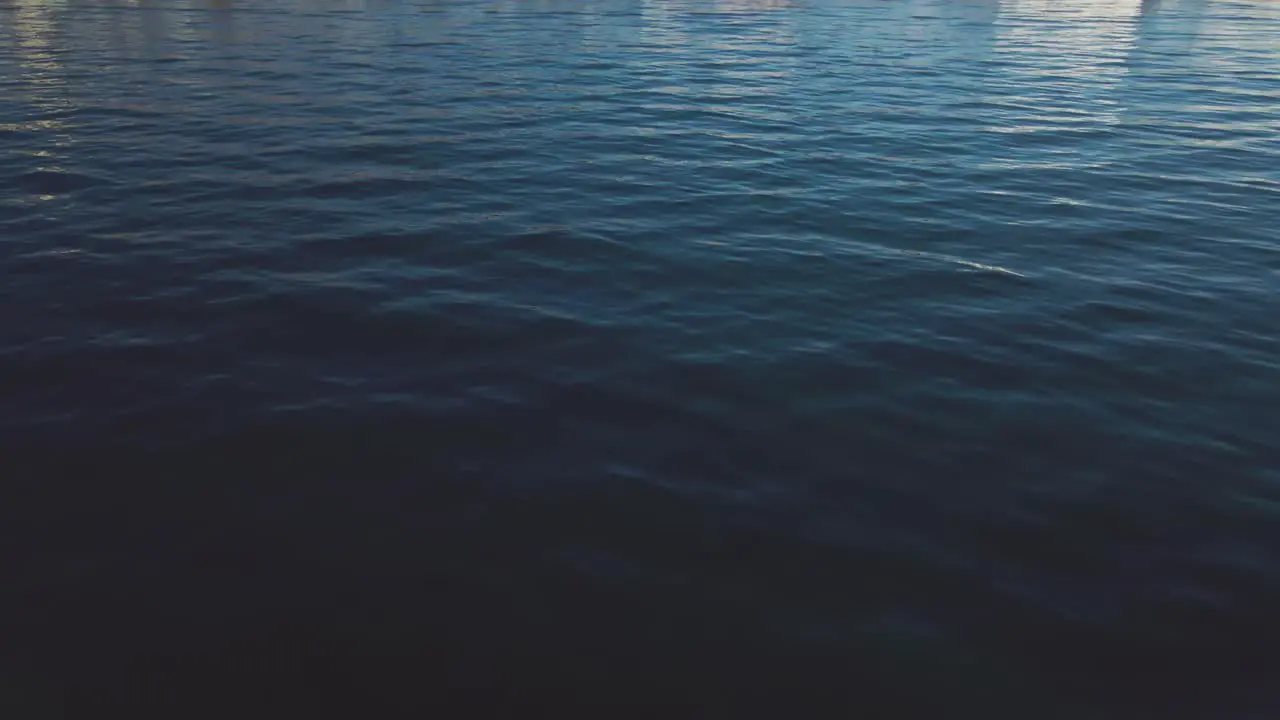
left=2, top=0, right=1279, bottom=717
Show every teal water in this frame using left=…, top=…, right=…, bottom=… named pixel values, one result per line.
left=2, top=0, right=1279, bottom=717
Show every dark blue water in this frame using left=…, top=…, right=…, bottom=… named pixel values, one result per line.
left=3, top=0, right=1279, bottom=716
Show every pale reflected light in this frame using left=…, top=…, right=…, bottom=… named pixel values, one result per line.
left=713, top=0, right=794, bottom=8
left=984, top=0, right=1149, bottom=137
left=996, top=0, right=1143, bottom=79
left=8, top=1, right=74, bottom=130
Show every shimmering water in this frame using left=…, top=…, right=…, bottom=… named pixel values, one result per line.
left=2, top=0, right=1279, bottom=716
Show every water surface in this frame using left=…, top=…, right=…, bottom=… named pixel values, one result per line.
left=2, top=0, right=1279, bottom=717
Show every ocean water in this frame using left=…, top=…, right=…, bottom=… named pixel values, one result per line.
left=2, top=0, right=1279, bottom=716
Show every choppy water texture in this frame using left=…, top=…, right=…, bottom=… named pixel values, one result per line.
left=3, top=0, right=1280, bottom=716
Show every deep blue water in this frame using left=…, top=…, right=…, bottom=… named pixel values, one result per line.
left=3, top=0, right=1279, bottom=716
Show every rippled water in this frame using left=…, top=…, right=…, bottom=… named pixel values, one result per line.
left=3, top=0, right=1279, bottom=716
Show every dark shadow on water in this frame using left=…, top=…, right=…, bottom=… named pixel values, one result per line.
left=3, top=421, right=1278, bottom=719
left=0, top=441, right=1046, bottom=719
